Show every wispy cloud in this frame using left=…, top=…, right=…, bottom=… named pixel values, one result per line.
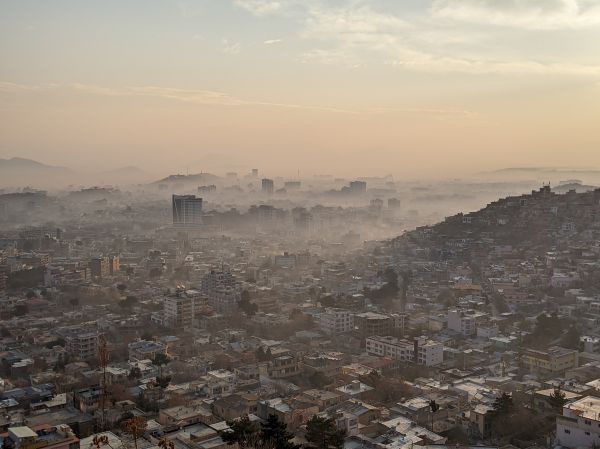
left=264, top=38, right=283, bottom=45
left=388, top=53, right=600, bottom=75
left=0, top=81, right=359, bottom=113
left=233, top=0, right=287, bottom=17
left=0, top=81, right=482, bottom=122
left=431, top=0, right=600, bottom=30
left=222, top=38, right=241, bottom=54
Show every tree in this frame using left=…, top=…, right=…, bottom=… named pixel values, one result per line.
left=119, top=295, right=138, bottom=309
left=116, top=284, right=127, bottom=293
left=307, top=371, right=331, bottom=389
left=152, top=353, right=171, bottom=388
left=69, top=298, right=80, bottom=307
left=221, top=416, right=259, bottom=449
left=128, top=366, right=142, bottom=380
left=239, top=293, right=258, bottom=316
left=305, top=415, right=346, bottom=449
left=549, top=385, right=567, bottom=410
left=488, top=393, right=514, bottom=437
left=14, top=304, right=29, bottom=316
left=491, top=392, right=514, bottom=416
left=429, top=400, right=440, bottom=431
left=260, top=414, right=299, bottom=449
left=122, top=416, right=146, bottom=449
left=561, top=325, right=581, bottom=350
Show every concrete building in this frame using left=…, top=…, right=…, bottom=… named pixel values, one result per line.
left=318, top=308, right=354, bottom=335
left=354, top=312, right=392, bottom=339
left=261, top=178, right=274, bottom=194
left=172, top=194, right=203, bottom=226
left=581, top=336, right=600, bottom=354
left=5, top=425, right=79, bottom=449
left=557, top=396, right=600, bottom=447
left=366, top=336, right=444, bottom=366
left=447, top=309, right=486, bottom=336
left=89, top=257, right=110, bottom=279
left=522, top=346, right=579, bottom=376
left=128, top=340, right=167, bottom=361
left=56, top=326, right=99, bottom=361
left=349, top=181, right=367, bottom=194
left=164, top=294, right=194, bottom=328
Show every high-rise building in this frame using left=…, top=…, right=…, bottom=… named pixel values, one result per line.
left=284, top=181, right=301, bottom=190
left=172, top=195, right=203, bottom=226
left=251, top=169, right=258, bottom=177
left=89, top=256, right=110, bottom=279
left=349, top=181, right=367, bottom=194
left=261, top=178, right=274, bottom=194
left=164, top=295, right=194, bottom=328
left=0, top=272, right=6, bottom=298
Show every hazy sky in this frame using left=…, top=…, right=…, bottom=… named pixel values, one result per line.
left=1, top=0, right=600, bottom=178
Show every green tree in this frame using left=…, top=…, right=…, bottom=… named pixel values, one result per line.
left=260, top=414, right=299, bottom=449
left=305, top=415, right=346, bottom=449
left=152, top=353, right=171, bottom=388
left=548, top=385, right=567, bottom=410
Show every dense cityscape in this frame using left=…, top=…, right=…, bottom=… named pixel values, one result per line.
left=2, top=167, right=600, bottom=449
left=3, top=0, right=600, bottom=447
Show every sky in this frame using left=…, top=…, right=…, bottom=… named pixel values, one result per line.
left=1, top=0, right=600, bottom=179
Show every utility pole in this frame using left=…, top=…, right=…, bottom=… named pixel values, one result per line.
left=98, top=334, right=109, bottom=431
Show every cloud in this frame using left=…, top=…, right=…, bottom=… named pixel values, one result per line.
left=431, top=0, right=600, bottom=30
left=0, top=81, right=484, bottom=121
left=221, top=38, right=241, bottom=54
left=388, top=53, right=600, bottom=75
left=0, top=81, right=58, bottom=92
left=300, top=48, right=362, bottom=67
left=233, top=0, right=286, bottom=16
left=264, top=38, right=283, bottom=44
left=302, top=3, right=410, bottom=45
left=0, top=81, right=362, bottom=113
left=232, top=0, right=600, bottom=75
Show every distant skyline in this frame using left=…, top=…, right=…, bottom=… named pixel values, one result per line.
left=1, top=0, right=600, bottom=178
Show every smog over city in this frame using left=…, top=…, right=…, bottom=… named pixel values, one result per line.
left=1, top=2, right=600, bottom=449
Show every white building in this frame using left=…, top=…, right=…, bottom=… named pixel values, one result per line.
left=366, top=336, right=443, bottom=366
left=581, top=336, right=600, bottom=354
left=203, top=369, right=237, bottom=397
left=447, top=309, right=486, bottom=336
left=164, top=294, right=194, bottom=328
left=556, top=396, right=600, bottom=448
left=318, top=308, right=354, bottom=334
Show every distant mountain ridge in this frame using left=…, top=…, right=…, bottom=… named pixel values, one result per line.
left=152, top=172, right=221, bottom=185
left=0, top=157, right=71, bottom=171
left=0, top=157, right=151, bottom=188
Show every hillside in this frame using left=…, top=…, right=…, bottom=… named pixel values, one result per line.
left=391, top=185, right=600, bottom=255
